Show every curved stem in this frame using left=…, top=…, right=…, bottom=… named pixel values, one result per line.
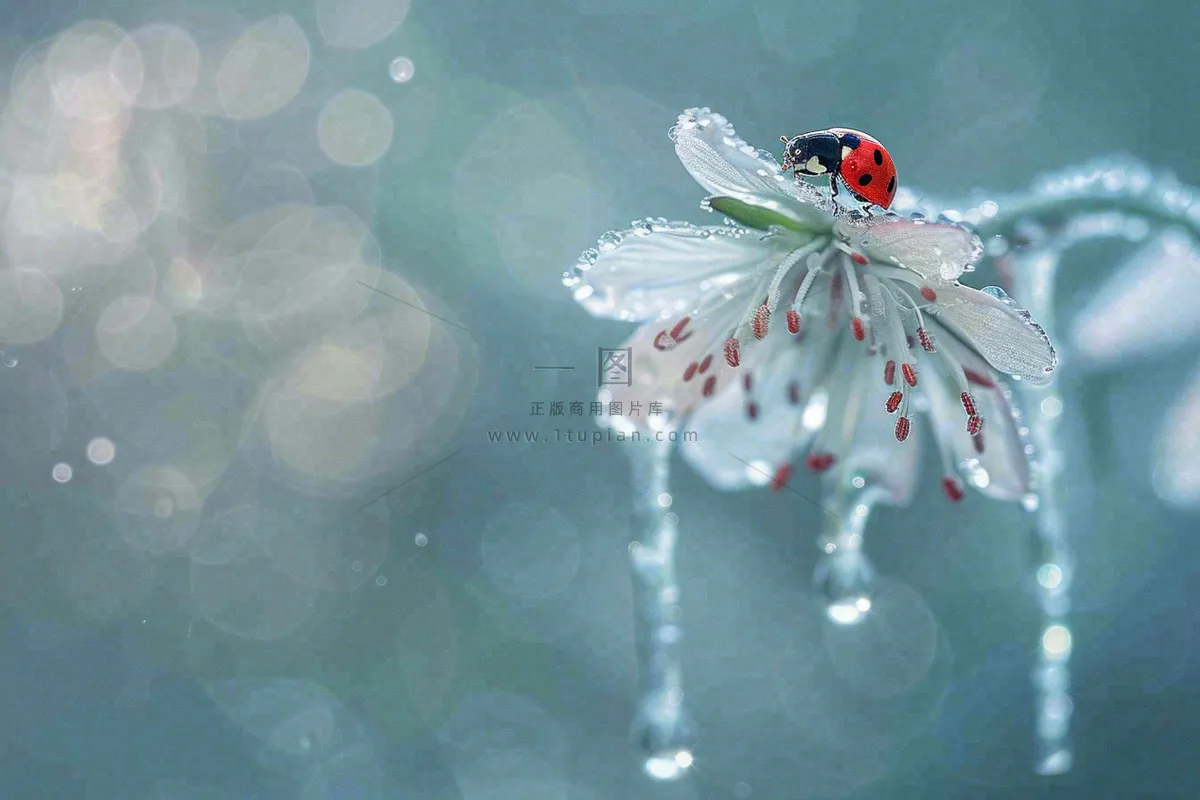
left=974, top=160, right=1200, bottom=245
left=625, top=432, right=694, bottom=781
left=925, top=161, right=1200, bottom=776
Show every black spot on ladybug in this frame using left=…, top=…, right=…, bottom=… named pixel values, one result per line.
left=873, top=149, right=883, bottom=166
left=857, top=173, right=873, bottom=187
left=841, top=133, right=861, bottom=149
left=887, top=176, right=895, bottom=194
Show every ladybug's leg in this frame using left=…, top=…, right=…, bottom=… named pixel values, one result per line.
left=849, top=192, right=874, bottom=218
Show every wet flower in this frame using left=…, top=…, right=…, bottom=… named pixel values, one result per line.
left=565, top=107, right=1057, bottom=504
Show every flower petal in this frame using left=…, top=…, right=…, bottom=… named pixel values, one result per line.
left=1154, top=361, right=1200, bottom=508
left=565, top=218, right=796, bottom=322
left=597, top=284, right=777, bottom=431
left=927, top=284, right=1057, bottom=386
left=836, top=360, right=922, bottom=507
left=928, top=329, right=1032, bottom=501
left=680, top=329, right=833, bottom=489
left=841, top=217, right=983, bottom=281
left=670, top=108, right=830, bottom=231
left=1071, top=229, right=1200, bottom=368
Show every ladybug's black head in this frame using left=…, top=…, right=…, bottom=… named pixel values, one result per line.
left=780, top=131, right=842, bottom=176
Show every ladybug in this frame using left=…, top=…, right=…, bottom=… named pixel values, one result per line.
left=779, top=128, right=897, bottom=210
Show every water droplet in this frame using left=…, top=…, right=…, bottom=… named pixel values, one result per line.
left=350, top=560, right=363, bottom=572
left=375, top=575, right=387, bottom=586
left=631, top=694, right=696, bottom=782
left=814, top=551, right=875, bottom=625
left=1, top=352, right=16, bottom=368
left=51, top=462, right=73, bottom=483
left=1022, top=492, right=1040, bottom=512
left=735, top=782, right=752, bottom=799
left=388, top=56, right=414, bottom=83
left=414, top=532, right=428, bottom=546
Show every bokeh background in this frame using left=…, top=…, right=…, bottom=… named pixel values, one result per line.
left=0, top=0, right=1198, bottom=798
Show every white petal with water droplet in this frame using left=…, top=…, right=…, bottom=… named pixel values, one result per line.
left=847, top=217, right=982, bottom=281
left=566, top=220, right=793, bottom=322
left=929, top=284, right=1056, bottom=386
left=928, top=331, right=1032, bottom=501
left=670, top=108, right=831, bottom=230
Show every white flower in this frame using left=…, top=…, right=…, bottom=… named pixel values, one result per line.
left=565, top=108, right=1057, bottom=504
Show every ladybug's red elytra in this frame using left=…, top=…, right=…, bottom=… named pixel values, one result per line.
left=779, top=128, right=897, bottom=210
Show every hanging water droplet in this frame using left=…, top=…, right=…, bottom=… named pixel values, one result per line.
left=631, top=692, right=696, bottom=782
left=1, top=351, right=16, bottom=368
left=813, top=550, right=875, bottom=625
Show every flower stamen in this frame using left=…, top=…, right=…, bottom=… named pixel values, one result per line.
left=805, top=452, right=836, bottom=472
left=770, top=463, right=793, bottom=492
left=724, top=337, right=740, bottom=367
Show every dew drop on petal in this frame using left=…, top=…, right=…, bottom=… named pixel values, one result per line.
left=52, top=462, right=73, bottom=483
left=414, top=532, right=428, bottom=546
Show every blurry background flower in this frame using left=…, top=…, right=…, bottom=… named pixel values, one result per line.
left=0, top=1, right=1198, bottom=799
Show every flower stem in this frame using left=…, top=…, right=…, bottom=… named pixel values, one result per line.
left=624, top=433, right=695, bottom=781
left=943, top=161, right=1200, bottom=776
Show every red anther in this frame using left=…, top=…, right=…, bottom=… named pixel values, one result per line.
left=653, top=330, right=672, bottom=351
left=669, top=316, right=692, bottom=342
left=942, top=477, right=964, bottom=502
left=724, top=338, right=740, bottom=367
left=884, top=360, right=896, bottom=385
left=770, top=463, right=794, bottom=492
left=746, top=402, right=758, bottom=420
left=967, top=414, right=984, bottom=436
left=961, top=392, right=977, bottom=417
left=787, top=381, right=800, bottom=405
left=698, top=354, right=713, bottom=374
left=885, top=391, right=903, bottom=413
left=920, top=286, right=937, bottom=302
left=743, top=373, right=753, bottom=391
left=752, top=303, right=770, bottom=339
left=895, top=416, right=911, bottom=442
left=851, top=251, right=868, bottom=265
left=786, top=309, right=801, bottom=334
left=702, top=375, right=717, bottom=397
left=902, top=363, right=917, bottom=387
left=917, top=327, right=934, bottom=352
left=683, top=362, right=698, bottom=382
left=851, top=317, right=865, bottom=341
left=805, top=453, right=836, bottom=472
left=962, top=367, right=996, bottom=388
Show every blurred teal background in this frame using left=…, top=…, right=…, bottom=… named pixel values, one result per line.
left=0, top=0, right=1198, bottom=798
